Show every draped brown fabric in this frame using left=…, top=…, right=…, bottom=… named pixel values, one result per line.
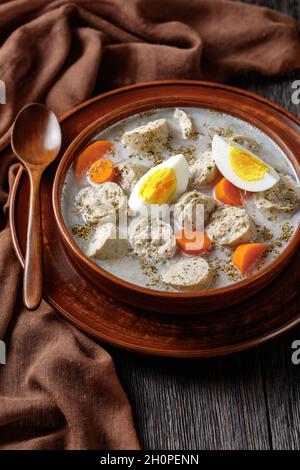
left=0, top=0, right=299, bottom=450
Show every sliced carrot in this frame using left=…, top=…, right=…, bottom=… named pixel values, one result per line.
left=74, top=140, right=114, bottom=178
left=215, top=177, right=243, bottom=206
left=88, top=158, right=115, bottom=184
left=232, top=243, right=266, bottom=274
left=176, top=229, right=213, bottom=255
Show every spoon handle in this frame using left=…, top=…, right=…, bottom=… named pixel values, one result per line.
left=23, top=170, right=43, bottom=310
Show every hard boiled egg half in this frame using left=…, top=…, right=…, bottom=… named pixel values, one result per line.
left=129, top=154, right=189, bottom=213
left=212, top=135, right=279, bottom=192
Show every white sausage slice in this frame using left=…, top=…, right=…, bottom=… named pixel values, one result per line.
left=161, top=257, right=213, bottom=290
left=174, top=190, right=217, bottom=229
left=75, top=182, right=127, bottom=224
left=206, top=206, right=256, bottom=247
left=255, top=173, right=300, bottom=213
left=129, top=217, right=176, bottom=261
left=189, top=151, right=219, bottom=188
left=174, top=108, right=194, bottom=140
left=122, top=119, right=169, bottom=153
left=86, top=223, right=128, bottom=259
left=116, top=162, right=148, bottom=194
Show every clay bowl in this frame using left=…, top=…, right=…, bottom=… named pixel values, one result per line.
left=52, top=92, right=300, bottom=314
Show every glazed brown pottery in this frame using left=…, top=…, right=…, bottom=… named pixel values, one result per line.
left=52, top=85, right=300, bottom=314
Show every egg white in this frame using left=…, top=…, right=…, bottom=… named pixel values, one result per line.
left=128, top=154, right=189, bottom=214
left=212, top=135, right=279, bottom=192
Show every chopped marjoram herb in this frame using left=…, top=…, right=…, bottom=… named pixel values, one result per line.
left=208, top=126, right=235, bottom=139
left=255, top=224, right=274, bottom=243
left=139, top=257, right=161, bottom=287
left=230, top=135, right=261, bottom=154
left=114, top=127, right=125, bottom=143
left=210, top=257, right=242, bottom=282
left=139, top=110, right=157, bottom=119
left=163, top=139, right=197, bottom=164
left=149, top=153, right=164, bottom=166
left=72, top=223, right=93, bottom=240
left=264, top=221, right=294, bottom=256
left=189, top=130, right=202, bottom=141
left=279, top=221, right=294, bottom=243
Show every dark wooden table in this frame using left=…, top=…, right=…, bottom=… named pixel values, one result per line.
left=110, top=0, right=300, bottom=450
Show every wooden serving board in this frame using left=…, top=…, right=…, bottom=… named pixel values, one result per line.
left=9, top=81, right=300, bottom=357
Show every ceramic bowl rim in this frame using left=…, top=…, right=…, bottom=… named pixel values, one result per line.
left=52, top=87, right=300, bottom=301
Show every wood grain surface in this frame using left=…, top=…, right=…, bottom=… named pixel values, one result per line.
left=112, top=0, right=300, bottom=450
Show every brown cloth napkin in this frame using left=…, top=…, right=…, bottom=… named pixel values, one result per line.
left=0, top=0, right=300, bottom=450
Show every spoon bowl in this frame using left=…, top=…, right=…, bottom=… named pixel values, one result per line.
left=11, top=103, right=62, bottom=310
left=12, top=103, right=61, bottom=169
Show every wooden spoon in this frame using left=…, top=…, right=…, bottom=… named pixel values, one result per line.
left=11, top=103, right=61, bottom=310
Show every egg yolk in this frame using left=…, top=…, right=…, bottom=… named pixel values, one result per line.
left=138, top=168, right=177, bottom=204
left=229, top=147, right=269, bottom=181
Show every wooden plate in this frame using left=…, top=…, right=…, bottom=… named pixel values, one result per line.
left=9, top=81, right=300, bottom=357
